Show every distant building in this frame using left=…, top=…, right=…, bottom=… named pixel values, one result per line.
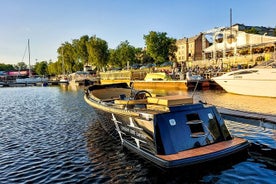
left=203, top=24, right=276, bottom=63
left=175, top=33, right=210, bottom=63
left=175, top=24, right=276, bottom=68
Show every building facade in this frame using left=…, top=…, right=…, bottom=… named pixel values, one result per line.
left=202, top=24, right=276, bottom=66
left=175, top=33, right=210, bottom=63
left=174, top=24, right=275, bottom=69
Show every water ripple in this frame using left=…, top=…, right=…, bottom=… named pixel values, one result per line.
left=0, top=86, right=275, bottom=183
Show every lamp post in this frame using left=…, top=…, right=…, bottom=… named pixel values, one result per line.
left=273, top=42, right=276, bottom=61
left=262, top=32, right=267, bottom=62
left=261, top=32, right=267, bottom=44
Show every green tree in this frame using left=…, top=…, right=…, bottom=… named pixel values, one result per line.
left=136, top=48, right=154, bottom=64
left=34, top=61, right=48, bottom=76
left=116, top=40, right=136, bottom=68
left=0, top=63, right=15, bottom=71
left=86, top=36, right=109, bottom=71
left=72, top=61, right=83, bottom=72
left=14, top=62, right=28, bottom=70
left=244, top=27, right=259, bottom=34
left=57, top=42, right=76, bottom=74
left=143, top=31, right=177, bottom=64
left=72, top=35, right=89, bottom=66
left=108, top=49, right=120, bottom=68
left=47, top=61, right=59, bottom=76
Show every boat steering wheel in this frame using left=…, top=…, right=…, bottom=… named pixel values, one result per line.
left=134, top=90, right=152, bottom=100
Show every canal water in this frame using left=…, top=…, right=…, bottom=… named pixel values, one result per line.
left=0, top=86, right=275, bottom=183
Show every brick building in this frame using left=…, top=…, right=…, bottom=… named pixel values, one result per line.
left=175, top=33, right=210, bottom=63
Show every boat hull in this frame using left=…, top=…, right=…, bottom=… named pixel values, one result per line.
left=84, top=85, right=249, bottom=168
left=16, top=77, right=48, bottom=84
left=124, top=136, right=248, bottom=168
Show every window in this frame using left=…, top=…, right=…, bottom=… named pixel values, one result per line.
left=186, top=113, right=205, bottom=138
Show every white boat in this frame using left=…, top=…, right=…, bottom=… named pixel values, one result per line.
left=59, top=76, right=69, bottom=84
left=16, top=76, right=48, bottom=84
left=186, top=71, right=203, bottom=81
left=212, top=63, right=276, bottom=97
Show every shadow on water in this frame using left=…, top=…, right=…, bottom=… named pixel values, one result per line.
left=85, top=121, right=259, bottom=184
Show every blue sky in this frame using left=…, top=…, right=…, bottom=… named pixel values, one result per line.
left=0, top=0, right=275, bottom=64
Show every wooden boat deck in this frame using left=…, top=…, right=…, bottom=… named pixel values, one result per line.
left=157, top=137, right=245, bottom=161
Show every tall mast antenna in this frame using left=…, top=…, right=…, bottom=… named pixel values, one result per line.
left=230, top=8, right=232, bottom=36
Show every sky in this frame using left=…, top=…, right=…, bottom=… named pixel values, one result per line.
left=0, top=0, right=275, bottom=65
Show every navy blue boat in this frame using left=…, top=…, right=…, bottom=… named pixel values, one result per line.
left=84, top=83, right=249, bottom=168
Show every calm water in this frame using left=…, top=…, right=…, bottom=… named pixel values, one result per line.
left=0, top=86, right=275, bottom=183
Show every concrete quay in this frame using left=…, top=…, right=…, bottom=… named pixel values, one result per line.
left=218, top=107, right=276, bottom=129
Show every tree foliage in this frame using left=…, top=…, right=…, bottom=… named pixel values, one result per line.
left=244, top=27, right=259, bottom=34
left=34, top=61, right=48, bottom=76
left=116, top=41, right=136, bottom=67
left=57, top=42, right=77, bottom=74
left=86, top=36, right=109, bottom=71
left=14, top=62, right=28, bottom=70
left=0, top=63, right=15, bottom=71
left=72, top=35, right=89, bottom=65
left=47, top=62, right=59, bottom=76
left=2, top=31, right=180, bottom=75
left=108, top=49, right=120, bottom=68
left=143, top=31, right=177, bottom=64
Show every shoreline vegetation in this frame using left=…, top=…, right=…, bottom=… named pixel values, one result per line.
left=1, top=25, right=276, bottom=80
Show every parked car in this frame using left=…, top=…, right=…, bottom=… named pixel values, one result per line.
left=130, top=63, right=141, bottom=69
left=160, top=61, right=173, bottom=67
left=140, top=63, right=156, bottom=69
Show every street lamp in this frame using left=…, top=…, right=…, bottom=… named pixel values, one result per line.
left=261, top=32, right=267, bottom=44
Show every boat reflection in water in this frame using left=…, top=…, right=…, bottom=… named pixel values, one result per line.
left=84, top=83, right=249, bottom=169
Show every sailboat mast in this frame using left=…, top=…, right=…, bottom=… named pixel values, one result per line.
left=28, top=39, right=31, bottom=77
left=62, top=47, right=65, bottom=75
left=230, top=8, right=232, bottom=37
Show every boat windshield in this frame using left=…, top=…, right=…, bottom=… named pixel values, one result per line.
left=229, top=70, right=258, bottom=76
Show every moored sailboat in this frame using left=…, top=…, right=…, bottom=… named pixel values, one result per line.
left=59, top=47, right=69, bottom=84
left=16, top=39, right=48, bottom=84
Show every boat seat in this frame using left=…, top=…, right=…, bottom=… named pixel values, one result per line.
left=114, top=99, right=148, bottom=105
left=147, top=95, right=193, bottom=107
left=92, top=88, right=131, bottom=100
